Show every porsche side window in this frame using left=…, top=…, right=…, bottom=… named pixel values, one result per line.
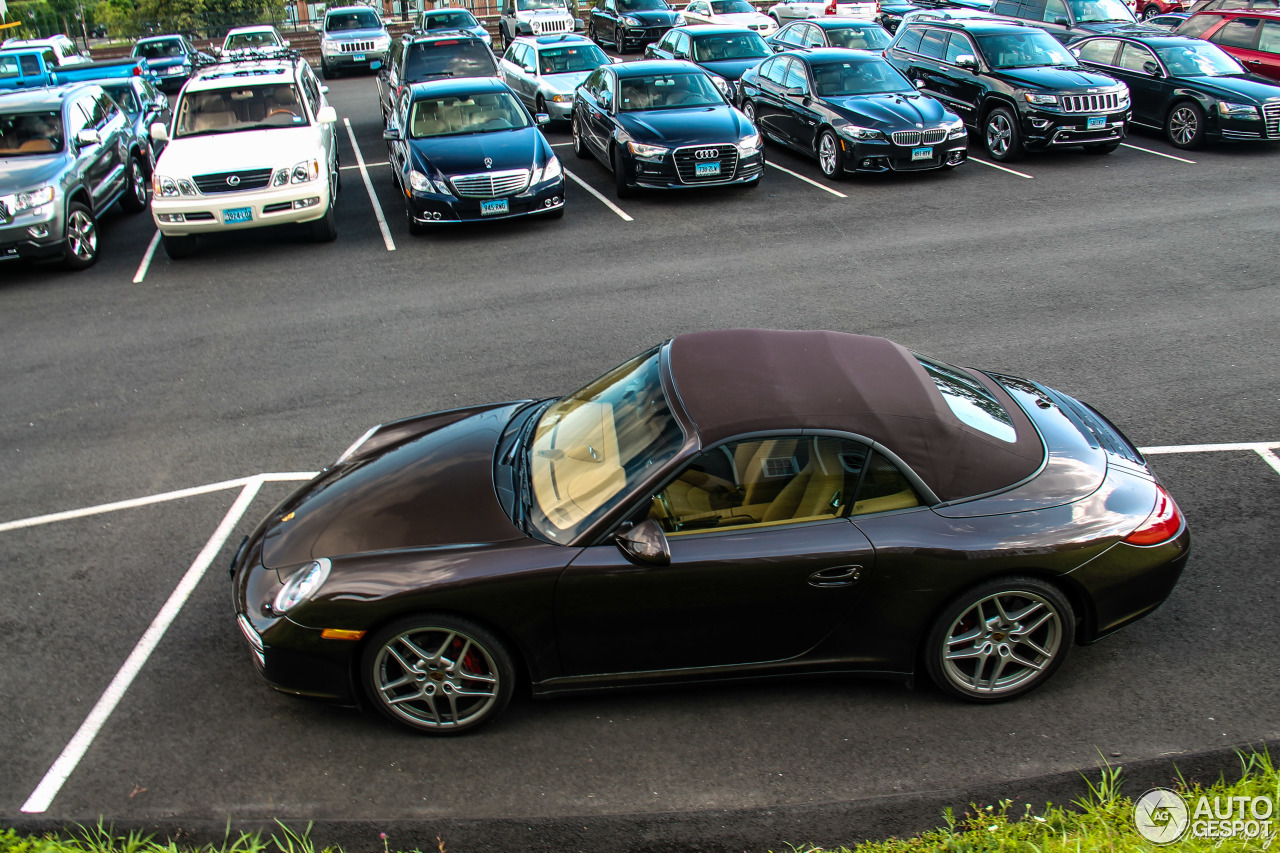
left=849, top=452, right=921, bottom=516
left=649, top=437, right=872, bottom=536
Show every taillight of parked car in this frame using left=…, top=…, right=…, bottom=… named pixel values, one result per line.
left=1123, top=485, right=1183, bottom=545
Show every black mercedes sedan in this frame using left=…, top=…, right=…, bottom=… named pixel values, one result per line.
left=589, top=0, right=685, bottom=52
left=1070, top=33, right=1280, bottom=148
left=382, top=77, right=565, bottom=231
left=739, top=48, right=968, bottom=176
left=571, top=59, right=764, bottom=196
left=232, top=329, right=1190, bottom=735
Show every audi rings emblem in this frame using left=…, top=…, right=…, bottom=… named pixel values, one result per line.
left=226, top=175, right=241, bottom=187
left=693, top=148, right=719, bottom=160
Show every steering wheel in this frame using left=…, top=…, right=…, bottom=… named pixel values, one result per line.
left=265, top=109, right=297, bottom=119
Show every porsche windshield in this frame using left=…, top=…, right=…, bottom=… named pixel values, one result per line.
left=528, top=349, right=684, bottom=542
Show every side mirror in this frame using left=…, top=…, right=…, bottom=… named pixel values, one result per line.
left=535, top=112, right=550, bottom=125
left=149, top=122, right=169, bottom=142
left=76, top=128, right=101, bottom=147
left=784, top=84, right=807, bottom=97
left=383, top=123, right=401, bottom=140
left=283, top=39, right=292, bottom=47
left=913, top=78, right=926, bottom=88
left=212, top=46, right=221, bottom=56
left=614, top=519, right=671, bottom=567
left=955, top=53, right=978, bottom=70
left=317, top=105, right=338, bottom=124
left=320, top=85, right=330, bottom=94
left=1142, top=59, right=1161, bottom=75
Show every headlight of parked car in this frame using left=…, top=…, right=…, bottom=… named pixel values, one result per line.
left=9, top=186, right=54, bottom=212
left=1025, top=93, right=1058, bottom=106
left=321, top=37, right=339, bottom=54
left=837, top=123, right=884, bottom=141
left=531, top=155, right=563, bottom=185
left=622, top=15, right=642, bottom=25
left=628, top=141, right=669, bottom=160
left=675, top=13, right=688, bottom=24
left=945, top=118, right=966, bottom=139
left=1115, top=86, right=1130, bottom=109
left=1218, top=101, right=1258, bottom=118
left=738, top=131, right=761, bottom=153
left=374, top=35, right=392, bottom=50
left=409, top=169, right=452, bottom=194
left=272, top=559, right=331, bottom=614
left=709, top=74, right=732, bottom=98
left=291, top=159, right=320, bottom=183
left=153, top=175, right=196, bottom=196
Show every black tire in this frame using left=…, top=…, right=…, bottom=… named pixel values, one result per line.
left=310, top=201, right=337, bottom=242
left=319, top=61, right=328, bottom=79
left=1083, top=141, right=1120, bottom=154
left=615, top=23, right=626, bottom=52
left=1141, top=4, right=1158, bottom=18
left=924, top=576, right=1075, bottom=703
left=983, top=105, right=1024, bottom=162
left=589, top=20, right=600, bottom=44
left=1166, top=100, right=1206, bottom=150
left=361, top=614, right=516, bottom=734
left=816, top=129, right=845, bottom=180
left=501, top=26, right=510, bottom=50
left=60, top=201, right=98, bottom=271
left=119, top=155, right=148, bottom=214
left=572, top=113, right=592, bottom=159
left=160, top=232, right=197, bottom=259
left=741, top=99, right=758, bottom=125
left=536, top=94, right=547, bottom=117
left=612, top=145, right=635, bottom=198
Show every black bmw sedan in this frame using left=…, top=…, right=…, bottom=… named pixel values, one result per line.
left=232, top=329, right=1189, bottom=735
left=739, top=48, right=968, bottom=177
left=1071, top=33, right=1280, bottom=148
left=571, top=59, right=764, bottom=196
left=382, top=77, right=565, bottom=231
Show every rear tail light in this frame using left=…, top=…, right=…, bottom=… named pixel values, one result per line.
left=1123, top=485, right=1183, bottom=546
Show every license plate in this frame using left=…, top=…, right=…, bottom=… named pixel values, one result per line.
left=2, top=247, right=18, bottom=258
left=480, top=199, right=509, bottom=216
left=695, top=161, right=721, bottom=177
left=354, top=53, right=366, bottom=61
left=911, top=146, right=933, bottom=161
left=1087, top=116, right=1106, bottom=129
left=223, top=206, right=253, bottom=223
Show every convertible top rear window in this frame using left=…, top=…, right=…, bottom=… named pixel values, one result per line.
left=916, top=355, right=1017, bottom=442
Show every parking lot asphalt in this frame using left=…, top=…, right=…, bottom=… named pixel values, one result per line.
left=1, top=70, right=1279, bottom=852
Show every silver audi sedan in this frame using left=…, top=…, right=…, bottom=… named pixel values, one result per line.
left=498, top=33, right=614, bottom=121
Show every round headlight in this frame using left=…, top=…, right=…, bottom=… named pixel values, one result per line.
left=272, top=559, right=331, bottom=614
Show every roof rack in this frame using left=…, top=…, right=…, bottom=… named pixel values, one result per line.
left=194, top=46, right=300, bottom=70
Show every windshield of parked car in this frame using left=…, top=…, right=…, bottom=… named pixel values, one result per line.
left=326, top=9, right=382, bottom=30
left=517, top=0, right=569, bottom=9
left=405, top=40, right=499, bottom=80
left=0, top=110, right=64, bottom=155
left=409, top=91, right=532, bottom=136
left=224, top=30, right=282, bottom=50
left=134, top=38, right=185, bottom=58
left=1068, top=0, right=1136, bottom=22
left=1156, top=40, right=1245, bottom=74
left=710, top=0, right=757, bottom=12
left=825, top=24, right=893, bottom=48
left=423, top=10, right=480, bottom=27
left=812, top=57, right=913, bottom=95
left=539, top=43, right=611, bottom=73
left=173, top=84, right=308, bottom=137
left=618, top=72, right=725, bottom=109
left=692, top=32, right=771, bottom=60
left=976, top=31, right=1079, bottom=67
left=103, top=83, right=141, bottom=116
left=528, top=348, right=685, bottom=543
left=619, top=0, right=672, bottom=11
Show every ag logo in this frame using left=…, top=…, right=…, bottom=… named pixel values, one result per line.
left=1134, top=787, right=1189, bottom=845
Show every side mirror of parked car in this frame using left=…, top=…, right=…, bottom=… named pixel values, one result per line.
left=1142, top=59, right=1161, bottom=75
left=784, top=84, right=807, bottom=98
left=1053, top=16, right=1069, bottom=24
left=383, top=123, right=401, bottom=140
left=75, top=129, right=101, bottom=148
left=317, top=105, right=338, bottom=124
left=284, top=39, right=292, bottom=47
left=614, top=519, right=672, bottom=568
left=535, top=112, right=550, bottom=125
left=955, top=53, right=977, bottom=70
left=150, top=122, right=169, bottom=142
left=914, top=78, right=926, bottom=88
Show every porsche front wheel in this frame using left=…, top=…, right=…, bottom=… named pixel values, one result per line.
left=361, top=615, right=515, bottom=734
left=925, top=577, right=1074, bottom=702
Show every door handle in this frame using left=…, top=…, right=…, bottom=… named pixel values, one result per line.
left=808, top=565, right=862, bottom=587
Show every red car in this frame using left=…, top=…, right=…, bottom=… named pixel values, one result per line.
left=1136, top=0, right=1188, bottom=22
left=1175, top=9, right=1280, bottom=78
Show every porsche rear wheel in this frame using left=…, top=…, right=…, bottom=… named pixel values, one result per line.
left=925, top=576, right=1074, bottom=703
left=362, top=614, right=515, bottom=734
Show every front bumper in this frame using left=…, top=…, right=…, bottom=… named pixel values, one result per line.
left=406, top=175, right=566, bottom=225
left=152, top=65, right=192, bottom=90
left=627, top=147, right=764, bottom=189
left=618, top=25, right=671, bottom=49
left=322, top=49, right=389, bottom=71
left=151, top=180, right=331, bottom=235
left=1022, top=108, right=1129, bottom=148
left=839, top=136, right=968, bottom=172
left=541, top=96, right=576, bottom=120
left=0, top=201, right=67, bottom=262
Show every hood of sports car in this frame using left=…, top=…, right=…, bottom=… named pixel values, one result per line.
left=619, top=104, right=750, bottom=145
left=260, top=404, right=525, bottom=568
left=826, top=91, right=952, bottom=128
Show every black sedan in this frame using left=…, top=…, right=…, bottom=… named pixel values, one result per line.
left=739, top=48, right=968, bottom=176
left=1071, top=33, right=1280, bottom=147
left=589, top=0, right=686, bottom=52
left=232, top=329, right=1189, bottom=735
left=643, top=25, right=774, bottom=96
left=383, top=77, right=565, bottom=230
left=571, top=59, right=764, bottom=196
left=765, top=17, right=894, bottom=52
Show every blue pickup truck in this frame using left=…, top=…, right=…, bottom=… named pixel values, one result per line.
left=0, top=51, right=151, bottom=92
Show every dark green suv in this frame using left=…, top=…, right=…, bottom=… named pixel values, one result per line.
left=885, top=18, right=1132, bottom=159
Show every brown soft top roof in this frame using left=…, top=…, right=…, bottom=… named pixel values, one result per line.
left=667, top=329, right=1044, bottom=502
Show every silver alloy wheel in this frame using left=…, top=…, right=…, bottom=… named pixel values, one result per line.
left=940, top=590, right=1063, bottom=696
left=372, top=626, right=501, bottom=730
left=1142, top=5, right=1157, bottom=17
left=129, top=159, right=147, bottom=205
left=66, top=209, right=97, bottom=262
left=742, top=100, right=756, bottom=123
left=818, top=132, right=838, bottom=176
left=986, top=112, right=1012, bottom=157
left=1169, top=106, right=1198, bottom=146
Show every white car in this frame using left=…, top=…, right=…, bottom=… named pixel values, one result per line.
left=682, top=0, right=779, bottom=33
left=148, top=53, right=339, bottom=258
left=898, top=6, right=994, bottom=25
left=1, top=34, right=91, bottom=65
left=766, top=0, right=878, bottom=23
left=218, top=25, right=290, bottom=56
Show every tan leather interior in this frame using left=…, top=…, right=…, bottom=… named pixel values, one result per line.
left=531, top=400, right=625, bottom=528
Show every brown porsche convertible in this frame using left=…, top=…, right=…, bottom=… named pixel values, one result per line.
left=232, top=330, right=1189, bottom=734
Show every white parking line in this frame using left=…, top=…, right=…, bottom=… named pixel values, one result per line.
left=968, top=157, right=1035, bottom=179
left=1120, top=143, right=1196, bottom=164
left=766, top=162, right=848, bottom=198
left=563, top=167, right=634, bottom=221
left=551, top=142, right=573, bottom=147
left=1141, top=441, right=1280, bottom=477
left=340, top=161, right=389, bottom=170
left=131, top=230, right=161, bottom=284
left=342, top=118, right=396, bottom=251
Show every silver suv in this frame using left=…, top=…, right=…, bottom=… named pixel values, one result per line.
left=320, top=5, right=393, bottom=78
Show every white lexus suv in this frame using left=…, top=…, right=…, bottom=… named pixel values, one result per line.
left=148, top=52, right=339, bottom=258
